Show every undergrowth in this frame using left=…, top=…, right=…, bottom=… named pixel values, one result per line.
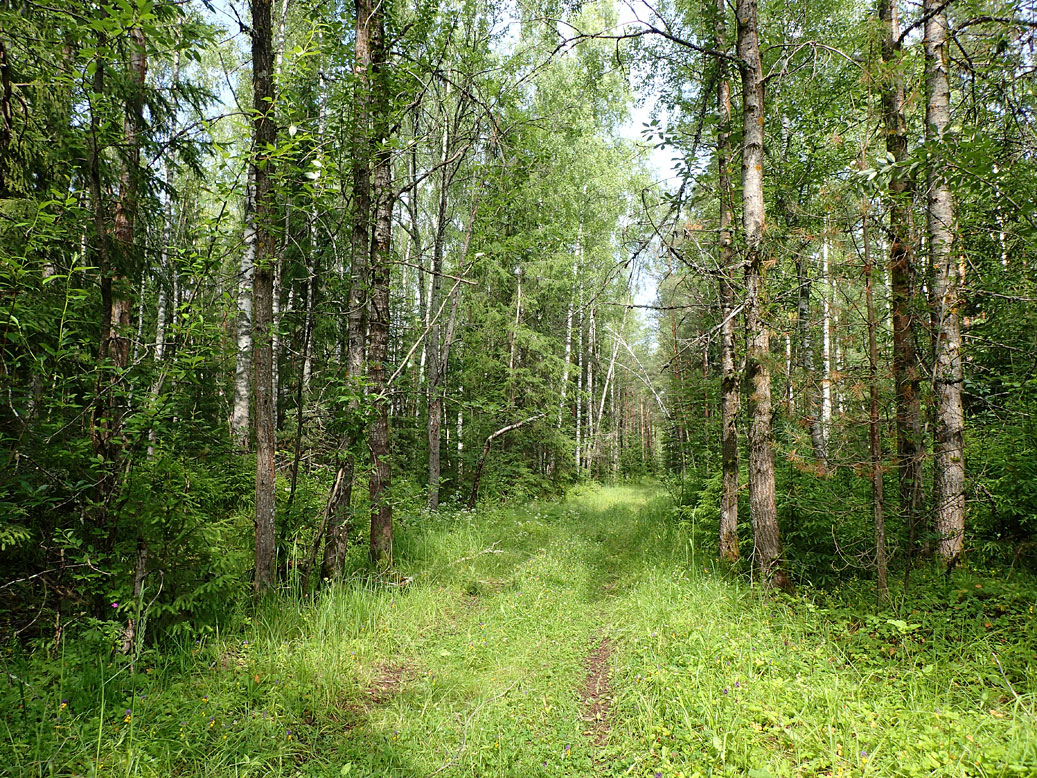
left=2, top=483, right=1034, bottom=777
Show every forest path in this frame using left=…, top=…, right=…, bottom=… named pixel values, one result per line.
left=74, top=484, right=1032, bottom=777
left=244, top=481, right=682, bottom=778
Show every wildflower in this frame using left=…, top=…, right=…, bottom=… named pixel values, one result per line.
left=656, top=772, right=663, bottom=778
left=59, top=700, right=67, bottom=710
left=563, top=744, right=571, bottom=756
left=287, top=728, right=293, bottom=741
left=202, top=695, right=209, bottom=704
left=111, top=602, right=119, bottom=609
left=734, top=681, right=740, bottom=688
left=123, top=709, right=132, bottom=723
left=723, top=688, right=729, bottom=695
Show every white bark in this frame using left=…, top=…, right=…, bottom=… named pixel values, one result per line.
left=821, top=234, right=833, bottom=445
left=926, top=0, right=965, bottom=566
left=556, top=252, right=578, bottom=429
left=586, top=306, right=595, bottom=471
left=575, top=284, right=584, bottom=469
left=231, top=174, right=256, bottom=448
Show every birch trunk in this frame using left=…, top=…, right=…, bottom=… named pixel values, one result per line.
left=714, top=0, right=740, bottom=561
left=586, top=306, right=595, bottom=471
left=575, top=285, right=584, bottom=469
left=925, top=0, right=965, bottom=568
left=231, top=172, right=256, bottom=449
left=737, top=0, right=789, bottom=590
left=556, top=253, right=578, bottom=430
left=821, top=232, right=833, bottom=448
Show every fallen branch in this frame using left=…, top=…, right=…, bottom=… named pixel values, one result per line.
left=449, top=541, right=504, bottom=565
left=465, top=414, right=545, bottom=509
left=428, top=681, right=518, bottom=777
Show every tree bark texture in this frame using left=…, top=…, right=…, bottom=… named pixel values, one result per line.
left=715, top=0, right=740, bottom=563
left=879, top=0, right=926, bottom=550
left=251, top=0, right=278, bottom=593
left=820, top=234, right=833, bottom=454
left=736, top=0, right=789, bottom=591
left=322, top=0, right=375, bottom=577
left=367, top=0, right=393, bottom=565
left=232, top=174, right=256, bottom=449
left=110, top=26, right=145, bottom=374
left=924, top=0, right=965, bottom=568
left=864, top=206, right=889, bottom=601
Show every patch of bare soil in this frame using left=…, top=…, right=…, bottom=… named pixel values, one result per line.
left=364, top=660, right=416, bottom=706
left=580, top=636, right=614, bottom=746
left=336, top=660, right=416, bottom=724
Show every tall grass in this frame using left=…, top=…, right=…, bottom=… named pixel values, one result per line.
left=2, top=483, right=1033, bottom=777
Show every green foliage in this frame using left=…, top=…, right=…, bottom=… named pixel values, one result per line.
left=4, top=486, right=1035, bottom=776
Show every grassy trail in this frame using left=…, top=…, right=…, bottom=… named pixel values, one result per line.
left=8, top=483, right=1035, bottom=777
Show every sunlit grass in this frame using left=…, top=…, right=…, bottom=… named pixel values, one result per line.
left=3, top=482, right=1034, bottom=777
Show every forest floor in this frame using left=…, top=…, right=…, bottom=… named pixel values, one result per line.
left=5, top=483, right=1036, bottom=777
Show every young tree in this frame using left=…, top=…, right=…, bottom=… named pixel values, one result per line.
left=713, top=0, right=739, bottom=563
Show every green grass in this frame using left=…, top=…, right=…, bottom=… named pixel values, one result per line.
left=3, top=483, right=1035, bottom=777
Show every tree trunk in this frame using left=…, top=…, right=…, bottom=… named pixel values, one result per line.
left=715, top=0, right=739, bottom=563
left=426, top=122, right=451, bottom=510
left=251, top=0, right=278, bottom=594
left=586, top=306, right=595, bottom=471
left=821, top=231, right=833, bottom=450
left=367, top=0, right=393, bottom=565
left=322, top=0, right=375, bottom=578
left=737, top=0, right=789, bottom=591
left=147, top=49, right=179, bottom=458
left=925, top=0, right=965, bottom=569
left=409, top=110, right=425, bottom=420
left=879, top=0, right=925, bottom=567
left=272, top=219, right=285, bottom=428
left=795, top=249, right=827, bottom=465
left=864, top=204, right=888, bottom=602
left=110, top=26, right=145, bottom=374
left=576, top=285, right=584, bottom=469
left=556, top=254, right=578, bottom=431
left=232, top=172, right=256, bottom=449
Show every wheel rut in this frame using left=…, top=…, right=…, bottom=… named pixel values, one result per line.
left=580, top=633, right=614, bottom=748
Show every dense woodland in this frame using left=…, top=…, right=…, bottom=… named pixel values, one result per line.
left=2, top=0, right=1037, bottom=774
